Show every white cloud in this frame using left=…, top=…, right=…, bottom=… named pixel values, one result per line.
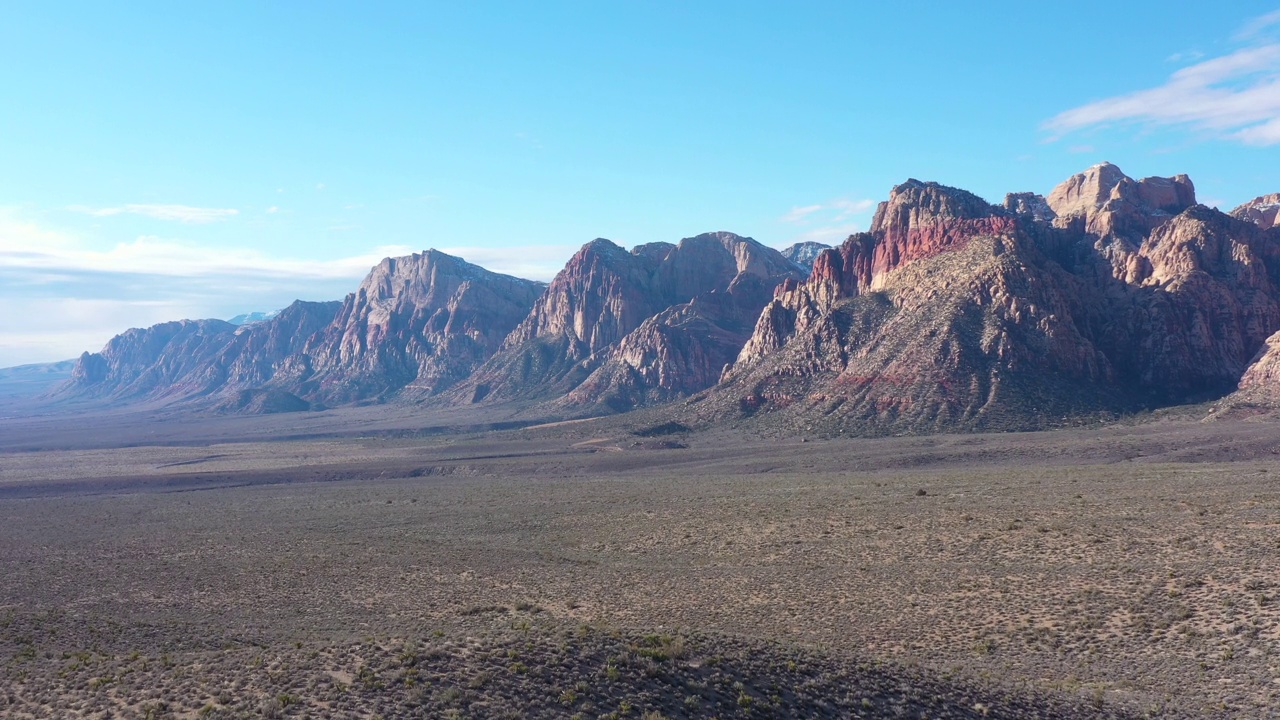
left=1166, top=50, right=1206, bottom=64
left=266, top=206, right=279, bottom=214
left=0, top=208, right=418, bottom=365
left=780, top=198, right=875, bottom=224
left=68, top=203, right=240, bottom=223
left=0, top=207, right=409, bottom=280
left=1236, top=9, right=1280, bottom=41
left=781, top=204, right=824, bottom=223
left=789, top=224, right=860, bottom=247
left=1044, top=43, right=1280, bottom=145
left=0, top=208, right=582, bottom=365
left=436, top=244, right=578, bottom=283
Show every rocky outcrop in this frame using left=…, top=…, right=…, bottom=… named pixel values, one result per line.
left=1231, top=193, right=1280, bottom=230
left=220, top=300, right=343, bottom=389
left=1238, top=331, right=1280, bottom=390
left=1046, top=162, right=1195, bottom=239
left=737, top=181, right=1014, bottom=366
left=282, top=250, right=543, bottom=402
left=1003, top=193, right=1056, bottom=222
left=457, top=232, right=803, bottom=408
left=1114, top=207, right=1280, bottom=396
left=49, top=163, right=1280, bottom=435
left=63, top=319, right=241, bottom=401
left=57, top=251, right=539, bottom=406
left=866, top=180, right=1016, bottom=290
left=780, top=241, right=831, bottom=273
left=711, top=164, right=1280, bottom=435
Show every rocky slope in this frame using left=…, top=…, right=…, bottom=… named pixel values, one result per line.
left=453, top=232, right=803, bottom=409
left=51, top=163, right=1280, bottom=434
left=59, top=251, right=542, bottom=408
left=276, top=250, right=544, bottom=403
left=701, top=164, right=1280, bottom=434
left=63, top=302, right=343, bottom=404
left=65, top=319, right=242, bottom=401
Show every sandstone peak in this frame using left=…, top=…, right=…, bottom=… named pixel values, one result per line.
left=1046, top=162, right=1131, bottom=220
left=1231, top=193, right=1280, bottom=230
left=1047, top=163, right=1196, bottom=237
left=870, top=179, right=1000, bottom=235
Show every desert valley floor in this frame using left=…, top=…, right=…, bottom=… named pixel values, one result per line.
left=2, top=404, right=1280, bottom=718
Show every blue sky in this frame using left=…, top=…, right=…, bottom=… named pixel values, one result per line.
left=3, top=2, right=1280, bottom=365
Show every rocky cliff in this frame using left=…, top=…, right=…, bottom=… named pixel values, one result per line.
left=59, top=251, right=540, bottom=408
left=64, top=318, right=241, bottom=401
left=278, top=250, right=544, bottom=402
left=454, top=232, right=802, bottom=409
left=53, top=164, right=1280, bottom=434
left=706, top=164, right=1280, bottom=434
left=62, top=301, right=343, bottom=404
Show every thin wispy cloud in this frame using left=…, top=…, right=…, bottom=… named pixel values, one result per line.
left=1166, top=50, right=1205, bottom=64
left=779, top=197, right=875, bottom=248
left=67, top=203, right=240, bottom=223
left=1044, top=14, right=1280, bottom=147
left=1235, top=8, right=1280, bottom=40
left=790, top=224, right=861, bottom=246
left=780, top=198, right=875, bottom=224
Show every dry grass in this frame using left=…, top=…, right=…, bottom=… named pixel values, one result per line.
left=2, top=412, right=1280, bottom=717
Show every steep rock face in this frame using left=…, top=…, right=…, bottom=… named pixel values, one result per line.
left=502, top=239, right=670, bottom=360
left=1232, top=193, right=1280, bottom=230
left=564, top=233, right=801, bottom=408
left=220, top=300, right=342, bottom=389
left=62, top=319, right=239, bottom=400
left=866, top=180, right=1016, bottom=290
left=60, top=303, right=343, bottom=404
left=780, top=241, right=831, bottom=273
left=1046, top=162, right=1195, bottom=240
left=718, top=165, right=1280, bottom=434
left=1237, top=330, right=1280, bottom=394
left=716, top=234, right=1118, bottom=434
left=738, top=181, right=1012, bottom=366
left=458, top=233, right=802, bottom=408
left=1112, top=208, right=1280, bottom=396
left=289, top=250, right=544, bottom=402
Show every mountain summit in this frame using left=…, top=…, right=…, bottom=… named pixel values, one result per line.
left=54, top=164, right=1280, bottom=432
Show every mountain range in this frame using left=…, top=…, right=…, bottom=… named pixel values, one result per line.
left=50, top=163, right=1280, bottom=434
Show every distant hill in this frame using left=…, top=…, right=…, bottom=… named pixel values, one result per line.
left=0, top=359, right=77, bottom=401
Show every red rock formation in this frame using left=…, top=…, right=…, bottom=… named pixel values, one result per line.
left=737, top=181, right=1010, bottom=368
left=717, top=165, right=1279, bottom=434
left=867, top=180, right=1015, bottom=289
